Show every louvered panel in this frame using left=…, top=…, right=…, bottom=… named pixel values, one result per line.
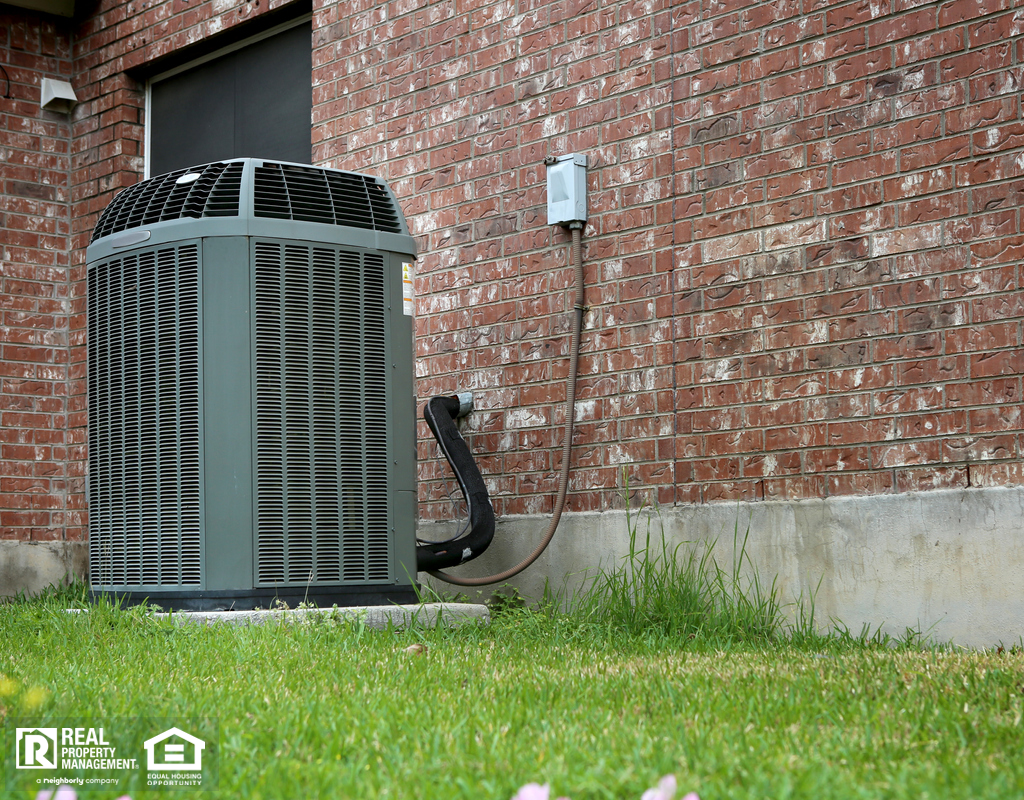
left=138, top=254, right=160, bottom=584
left=362, top=254, right=391, bottom=581
left=87, top=253, right=113, bottom=584
left=156, top=250, right=179, bottom=583
left=122, top=252, right=141, bottom=584
left=311, top=247, right=342, bottom=582
left=177, top=247, right=203, bottom=584
left=253, top=163, right=404, bottom=233
left=365, top=181, right=402, bottom=232
left=136, top=174, right=177, bottom=227
left=88, top=245, right=203, bottom=587
left=91, top=162, right=244, bottom=242
left=254, top=242, right=286, bottom=583
left=337, top=251, right=367, bottom=581
left=254, top=242, right=392, bottom=586
left=282, top=244, right=313, bottom=582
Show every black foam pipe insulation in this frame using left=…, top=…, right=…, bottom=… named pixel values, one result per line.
left=416, top=394, right=496, bottom=571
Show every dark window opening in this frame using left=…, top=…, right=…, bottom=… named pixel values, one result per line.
left=148, top=20, right=312, bottom=177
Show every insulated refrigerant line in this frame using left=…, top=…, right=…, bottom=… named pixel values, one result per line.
left=415, top=393, right=496, bottom=571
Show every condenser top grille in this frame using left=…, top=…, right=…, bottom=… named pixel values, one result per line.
left=92, top=162, right=244, bottom=241
left=90, top=159, right=406, bottom=243
left=252, top=163, right=402, bottom=232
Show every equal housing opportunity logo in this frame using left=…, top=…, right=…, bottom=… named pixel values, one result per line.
left=7, top=720, right=216, bottom=792
left=145, top=727, right=205, bottom=772
left=144, top=727, right=207, bottom=787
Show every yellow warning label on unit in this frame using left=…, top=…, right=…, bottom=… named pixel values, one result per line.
left=401, top=261, right=414, bottom=316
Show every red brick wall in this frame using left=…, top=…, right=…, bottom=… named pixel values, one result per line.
left=310, top=0, right=1024, bottom=519
left=311, top=0, right=682, bottom=517
left=11, top=0, right=1024, bottom=544
left=0, top=12, right=81, bottom=542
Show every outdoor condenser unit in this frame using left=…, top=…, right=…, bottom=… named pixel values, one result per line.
left=86, top=158, right=419, bottom=610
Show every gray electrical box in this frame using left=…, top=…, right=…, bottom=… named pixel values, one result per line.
left=86, top=158, right=419, bottom=610
left=546, top=153, right=588, bottom=226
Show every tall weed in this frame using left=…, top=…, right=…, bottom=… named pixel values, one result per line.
left=572, top=481, right=785, bottom=644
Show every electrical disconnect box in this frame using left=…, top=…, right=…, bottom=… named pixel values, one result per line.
left=546, top=154, right=588, bottom=226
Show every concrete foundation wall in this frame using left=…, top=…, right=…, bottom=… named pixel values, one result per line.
left=420, top=486, right=1024, bottom=649
left=6, top=485, right=1021, bottom=648
left=0, top=540, right=88, bottom=599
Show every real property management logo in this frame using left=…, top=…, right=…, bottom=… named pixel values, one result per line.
left=15, top=726, right=138, bottom=771
left=16, top=728, right=58, bottom=769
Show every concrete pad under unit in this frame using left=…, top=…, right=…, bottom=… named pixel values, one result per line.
left=156, top=602, right=489, bottom=628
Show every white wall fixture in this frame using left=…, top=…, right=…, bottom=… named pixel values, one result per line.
left=546, top=153, right=588, bottom=226
left=40, top=78, right=78, bottom=113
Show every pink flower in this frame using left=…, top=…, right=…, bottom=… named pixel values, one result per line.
left=641, top=774, right=699, bottom=800
left=512, top=784, right=550, bottom=800
left=642, top=774, right=677, bottom=800
left=511, top=783, right=569, bottom=800
left=36, top=788, right=77, bottom=800
left=512, top=775, right=696, bottom=800
left=36, top=789, right=131, bottom=800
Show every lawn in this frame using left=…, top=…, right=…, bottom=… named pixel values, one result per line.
left=1, top=583, right=1023, bottom=800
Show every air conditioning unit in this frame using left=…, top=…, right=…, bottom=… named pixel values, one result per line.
left=86, top=158, right=418, bottom=610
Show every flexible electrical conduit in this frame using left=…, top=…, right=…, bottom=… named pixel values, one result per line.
left=429, top=223, right=585, bottom=587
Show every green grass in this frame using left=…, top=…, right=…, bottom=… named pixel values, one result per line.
left=1, top=579, right=1023, bottom=799
left=569, top=495, right=785, bottom=644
